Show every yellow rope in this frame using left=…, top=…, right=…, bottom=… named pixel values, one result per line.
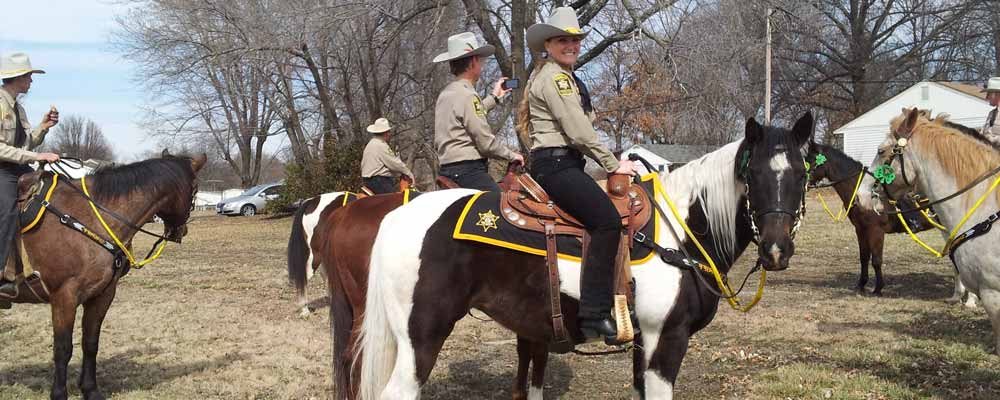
left=816, top=171, right=864, bottom=222
left=653, top=180, right=765, bottom=312
left=894, top=174, right=1000, bottom=258
left=921, top=209, right=947, bottom=231
left=80, top=176, right=167, bottom=268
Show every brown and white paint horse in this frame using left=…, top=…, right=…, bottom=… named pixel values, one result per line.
left=288, top=191, right=352, bottom=315
left=356, top=114, right=816, bottom=399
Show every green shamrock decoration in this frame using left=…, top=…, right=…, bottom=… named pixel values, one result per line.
left=873, top=164, right=896, bottom=185
left=815, top=153, right=827, bottom=167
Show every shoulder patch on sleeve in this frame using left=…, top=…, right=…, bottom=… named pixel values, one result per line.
left=472, top=96, right=486, bottom=116
left=553, top=73, right=574, bottom=96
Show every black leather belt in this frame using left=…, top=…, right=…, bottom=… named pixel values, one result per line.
left=531, top=147, right=580, bottom=159
left=440, top=159, right=487, bottom=168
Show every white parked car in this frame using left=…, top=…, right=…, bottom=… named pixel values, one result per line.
left=216, top=182, right=284, bottom=216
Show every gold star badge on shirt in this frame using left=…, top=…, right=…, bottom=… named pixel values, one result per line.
left=476, top=209, right=500, bottom=232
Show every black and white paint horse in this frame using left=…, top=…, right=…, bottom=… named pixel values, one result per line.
left=353, top=113, right=815, bottom=399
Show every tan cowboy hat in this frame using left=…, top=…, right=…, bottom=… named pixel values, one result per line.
left=432, top=32, right=496, bottom=63
left=984, top=77, right=1000, bottom=93
left=366, top=117, right=392, bottom=134
left=0, top=52, right=45, bottom=80
left=527, top=7, right=590, bottom=52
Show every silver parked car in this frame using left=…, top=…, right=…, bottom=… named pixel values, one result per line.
left=216, top=182, right=284, bottom=216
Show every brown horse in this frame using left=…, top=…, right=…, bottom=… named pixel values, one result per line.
left=1, top=153, right=205, bottom=400
left=289, top=188, right=549, bottom=399
left=807, top=143, right=938, bottom=296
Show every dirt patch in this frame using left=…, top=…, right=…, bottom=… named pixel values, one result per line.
left=1, top=200, right=998, bottom=399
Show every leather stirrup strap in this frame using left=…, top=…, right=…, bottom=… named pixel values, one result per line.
left=612, top=231, right=635, bottom=343
left=545, top=222, right=569, bottom=344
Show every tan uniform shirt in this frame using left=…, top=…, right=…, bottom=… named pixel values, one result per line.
left=526, top=61, right=619, bottom=173
left=0, top=89, right=48, bottom=164
left=434, top=79, right=514, bottom=165
left=983, top=107, right=1000, bottom=143
left=361, top=137, right=413, bottom=179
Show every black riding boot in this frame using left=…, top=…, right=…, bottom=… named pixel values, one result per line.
left=577, top=224, right=620, bottom=342
left=0, top=164, right=26, bottom=298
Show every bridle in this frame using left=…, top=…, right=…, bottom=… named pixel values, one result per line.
left=48, top=158, right=198, bottom=245
left=737, top=148, right=808, bottom=242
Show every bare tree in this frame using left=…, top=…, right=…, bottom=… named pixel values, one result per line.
left=44, top=115, right=115, bottom=161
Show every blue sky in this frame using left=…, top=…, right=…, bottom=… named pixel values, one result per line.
left=1, top=0, right=151, bottom=161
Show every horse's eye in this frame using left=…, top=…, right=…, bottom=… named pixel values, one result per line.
left=877, top=149, right=885, bottom=155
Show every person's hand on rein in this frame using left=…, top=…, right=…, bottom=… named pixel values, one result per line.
left=614, top=160, right=637, bottom=176
left=36, top=152, right=61, bottom=163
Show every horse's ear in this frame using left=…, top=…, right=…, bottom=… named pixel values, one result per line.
left=792, top=111, right=814, bottom=145
left=162, top=148, right=172, bottom=158
left=745, top=117, right=763, bottom=144
left=898, top=108, right=920, bottom=139
left=191, top=153, right=207, bottom=173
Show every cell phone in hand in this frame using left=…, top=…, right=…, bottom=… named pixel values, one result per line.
left=502, top=79, right=520, bottom=90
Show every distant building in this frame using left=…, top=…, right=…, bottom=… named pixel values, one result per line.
left=834, top=81, right=992, bottom=164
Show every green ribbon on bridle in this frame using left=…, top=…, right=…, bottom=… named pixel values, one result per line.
left=874, top=164, right=896, bottom=185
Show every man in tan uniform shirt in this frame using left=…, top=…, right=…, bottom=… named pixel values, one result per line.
left=361, top=117, right=413, bottom=195
left=0, top=53, right=60, bottom=297
left=433, top=32, right=523, bottom=191
left=982, top=77, right=1000, bottom=144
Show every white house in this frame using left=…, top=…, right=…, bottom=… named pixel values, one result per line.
left=835, top=81, right=992, bottom=165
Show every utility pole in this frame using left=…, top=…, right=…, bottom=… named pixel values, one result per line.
left=765, top=7, right=772, bottom=124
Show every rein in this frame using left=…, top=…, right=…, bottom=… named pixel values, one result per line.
left=630, top=155, right=767, bottom=312
left=41, top=159, right=192, bottom=270
left=810, top=159, right=865, bottom=222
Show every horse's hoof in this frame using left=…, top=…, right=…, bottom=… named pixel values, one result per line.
left=83, top=391, right=106, bottom=400
left=946, top=296, right=962, bottom=304
left=853, top=287, right=866, bottom=296
left=298, top=307, right=312, bottom=318
left=50, top=390, right=68, bottom=400
left=872, top=290, right=884, bottom=298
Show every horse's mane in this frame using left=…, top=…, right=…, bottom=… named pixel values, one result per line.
left=891, top=111, right=1000, bottom=205
left=87, top=156, right=195, bottom=202
left=814, top=143, right=860, bottom=167
left=662, top=140, right=741, bottom=261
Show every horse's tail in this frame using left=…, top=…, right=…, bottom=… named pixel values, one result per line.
left=287, top=199, right=312, bottom=305
left=356, top=230, right=399, bottom=400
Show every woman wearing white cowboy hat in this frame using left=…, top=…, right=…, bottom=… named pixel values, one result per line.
left=981, top=77, right=1000, bottom=142
left=0, top=52, right=60, bottom=297
left=433, top=32, right=524, bottom=191
left=361, top=117, right=414, bottom=194
left=516, top=7, right=638, bottom=344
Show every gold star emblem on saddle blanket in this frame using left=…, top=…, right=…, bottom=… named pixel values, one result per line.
left=476, top=209, right=500, bottom=232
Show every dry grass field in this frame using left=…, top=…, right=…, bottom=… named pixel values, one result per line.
left=2, top=194, right=999, bottom=399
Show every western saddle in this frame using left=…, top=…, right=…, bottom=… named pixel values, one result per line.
left=440, top=165, right=652, bottom=350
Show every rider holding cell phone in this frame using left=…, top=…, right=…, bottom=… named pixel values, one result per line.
left=432, top=32, right=524, bottom=191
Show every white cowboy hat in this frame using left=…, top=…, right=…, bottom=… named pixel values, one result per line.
left=526, top=7, right=590, bottom=53
left=984, top=77, right=1000, bottom=93
left=366, top=117, right=392, bottom=134
left=432, top=32, right=495, bottom=63
left=0, top=52, right=45, bottom=80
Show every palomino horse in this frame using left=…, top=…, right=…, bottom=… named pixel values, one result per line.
left=1, top=152, right=205, bottom=400
left=356, top=113, right=815, bottom=399
left=860, top=108, right=1000, bottom=353
left=807, top=143, right=941, bottom=297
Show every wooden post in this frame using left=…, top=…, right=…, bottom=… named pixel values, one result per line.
left=765, top=8, right=772, bottom=124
